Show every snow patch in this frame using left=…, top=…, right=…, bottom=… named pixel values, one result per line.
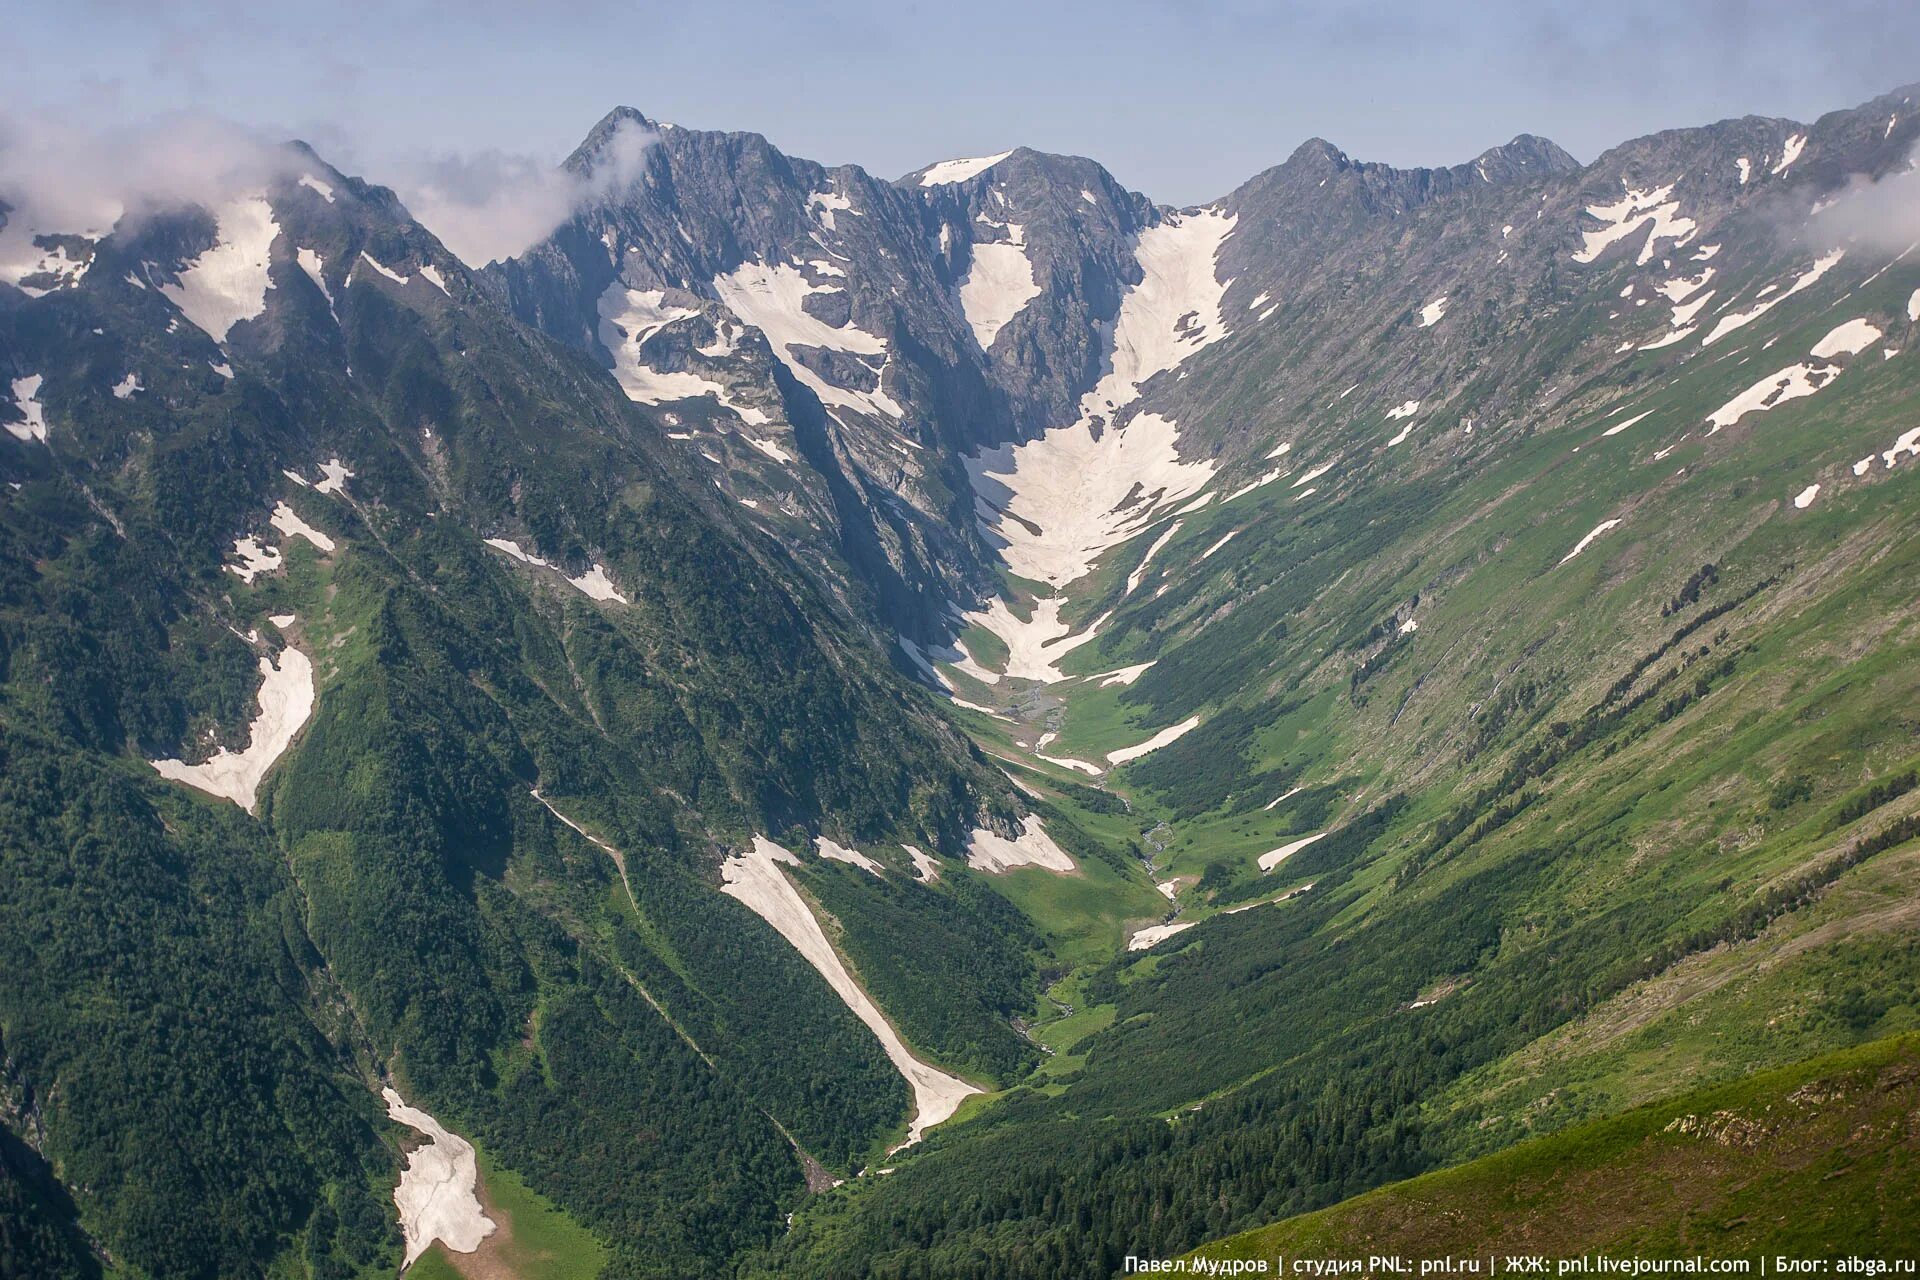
left=315, top=459, right=353, bottom=495
left=594, top=285, right=694, bottom=349
left=1258, top=831, right=1327, bottom=873
left=1792, top=483, right=1820, bottom=509
left=965, top=815, right=1076, bottom=874
left=568, top=564, right=626, bottom=603
left=1601, top=410, right=1653, bottom=437
left=226, top=537, right=282, bottom=583
left=969, top=411, right=1214, bottom=591
left=1558, top=518, right=1622, bottom=565
left=743, top=435, right=793, bottom=463
left=1080, top=208, right=1237, bottom=418
left=904, top=844, right=941, bottom=883
left=697, top=321, right=740, bottom=358
left=1655, top=269, right=1714, bottom=303
left=160, top=195, right=278, bottom=342
left=1200, top=530, right=1238, bottom=559
left=958, top=234, right=1041, bottom=349
left=382, top=1088, right=495, bottom=1268
left=722, top=836, right=981, bottom=1145
left=1128, top=921, right=1196, bottom=951
left=112, top=373, right=142, bottom=399
left=151, top=642, right=315, bottom=812
left=1571, top=182, right=1695, bottom=266
left=0, top=220, right=98, bottom=296
left=1107, top=715, right=1201, bottom=765
left=356, top=251, right=407, bottom=285
left=816, top=836, right=885, bottom=876
left=957, top=594, right=1104, bottom=683
left=952, top=208, right=1234, bottom=681
left=1264, top=785, right=1306, bottom=812
left=1809, top=318, right=1881, bottom=359
left=1706, top=363, right=1841, bottom=432
left=1702, top=250, right=1844, bottom=346
left=1291, top=460, right=1335, bottom=489
left=1036, top=750, right=1104, bottom=776
left=1883, top=427, right=1920, bottom=468
left=714, top=261, right=901, bottom=419
left=918, top=151, right=1014, bottom=186
left=295, top=248, right=333, bottom=319
left=1770, top=134, right=1807, bottom=176
left=270, top=502, right=335, bottom=552
left=7, top=375, right=48, bottom=442
left=809, top=189, right=853, bottom=231
left=1126, top=521, right=1182, bottom=596
left=1669, top=290, right=1715, bottom=328
left=1416, top=297, right=1448, bottom=327
left=484, top=539, right=627, bottom=603
left=597, top=284, right=769, bottom=423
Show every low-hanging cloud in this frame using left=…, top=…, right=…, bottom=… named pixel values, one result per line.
left=0, top=109, right=655, bottom=273
left=381, top=118, right=656, bottom=268
left=1808, top=148, right=1920, bottom=258
left=0, top=109, right=300, bottom=236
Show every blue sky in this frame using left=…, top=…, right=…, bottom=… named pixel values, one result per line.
left=7, top=0, right=1917, bottom=205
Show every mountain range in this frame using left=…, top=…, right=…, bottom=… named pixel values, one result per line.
left=3, top=78, right=1919, bottom=1279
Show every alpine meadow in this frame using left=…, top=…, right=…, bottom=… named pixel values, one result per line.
left=4, top=9, right=1920, bottom=1278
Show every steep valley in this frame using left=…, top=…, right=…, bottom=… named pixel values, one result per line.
left=4, top=77, right=1920, bottom=1280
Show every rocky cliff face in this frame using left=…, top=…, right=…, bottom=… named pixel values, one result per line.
left=487, top=89, right=1918, bottom=675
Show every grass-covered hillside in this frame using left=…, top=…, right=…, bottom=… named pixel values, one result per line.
left=1190, top=1032, right=1920, bottom=1263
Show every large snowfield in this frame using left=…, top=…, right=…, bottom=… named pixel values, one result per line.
left=950, top=210, right=1240, bottom=693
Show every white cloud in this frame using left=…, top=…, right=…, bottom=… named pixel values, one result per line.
left=1810, top=146, right=1920, bottom=258
left=0, top=109, right=656, bottom=274
left=0, top=109, right=300, bottom=240
left=380, top=118, right=656, bottom=267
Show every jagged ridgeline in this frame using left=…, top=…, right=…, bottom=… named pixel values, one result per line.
left=3, top=77, right=1919, bottom=1280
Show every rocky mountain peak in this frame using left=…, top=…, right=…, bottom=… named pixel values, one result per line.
left=1472, top=132, right=1580, bottom=178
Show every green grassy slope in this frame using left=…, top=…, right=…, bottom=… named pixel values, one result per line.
left=1190, top=1032, right=1920, bottom=1263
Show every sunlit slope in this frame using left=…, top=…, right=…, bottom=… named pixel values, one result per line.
left=753, top=88, right=1920, bottom=1278
left=1189, top=1033, right=1920, bottom=1263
